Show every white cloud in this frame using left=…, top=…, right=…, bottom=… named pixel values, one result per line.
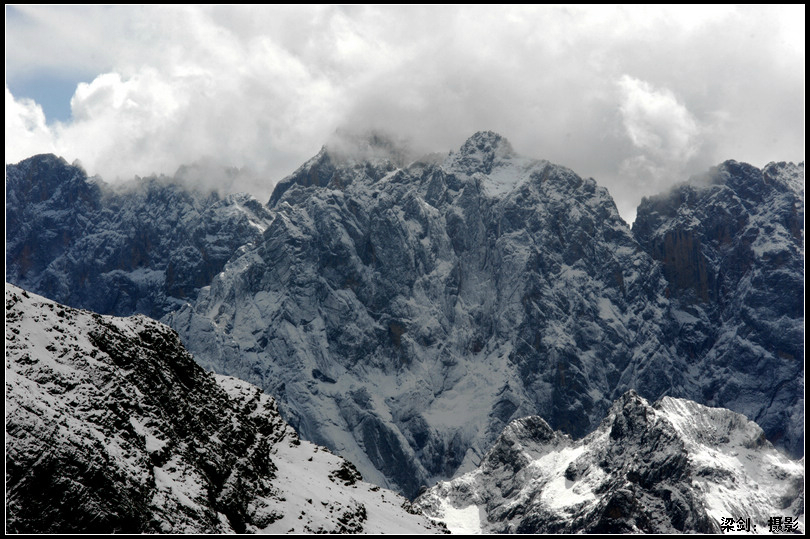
left=618, top=75, right=701, bottom=160
left=6, top=88, right=57, bottom=161
left=5, top=5, right=804, bottom=219
left=613, top=75, right=709, bottom=221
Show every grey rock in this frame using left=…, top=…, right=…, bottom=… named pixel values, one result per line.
left=633, top=160, right=805, bottom=456
left=4, top=284, right=445, bottom=534
left=415, top=391, right=804, bottom=534
left=6, top=155, right=273, bottom=319
left=7, top=136, right=803, bottom=500
left=167, top=132, right=683, bottom=497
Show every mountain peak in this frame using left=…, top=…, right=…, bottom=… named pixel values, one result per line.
left=683, top=159, right=784, bottom=205
left=415, top=390, right=804, bottom=534
left=451, top=131, right=515, bottom=175
left=459, top=131, right=514, bottom=157
left=267, top=129, right=412, bottom=206
left=14, top=152, right=68, bottom=166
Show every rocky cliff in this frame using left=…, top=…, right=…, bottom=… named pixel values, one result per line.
left=415, top=391, right=805, bottom=534
left=6, top=154, right=273, bottom=319
left=5, top=283, right=444, bottom=534
left=165, top=132, right=686, bottom=496
left=6, top=134, right=803, bottom=499
left=633, top=160, right=805, bottom=456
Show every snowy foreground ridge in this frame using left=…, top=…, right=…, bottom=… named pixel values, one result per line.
left=5, top=284, right=444, bottom=534
left=415, top=392, right=805, bottom=534
left=5, top=130, right=804, bottom=529
left=5, top=283, right=804, bottom=534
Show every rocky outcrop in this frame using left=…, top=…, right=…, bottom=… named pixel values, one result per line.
left=415, top=391, right=805, bottom=534
left=6, top=155, right=273, bottom=319
left=5, top=283, right=445, bottom=534
left=6, top=137, right=803, bottom=499
left=633, top=160, right=805, bottom=456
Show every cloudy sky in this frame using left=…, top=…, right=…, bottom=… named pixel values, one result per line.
left=5, top=5, right=804, bottom=222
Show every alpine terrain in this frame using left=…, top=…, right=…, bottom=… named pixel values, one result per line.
left=6, top=154, right=273, bottom=319
left=633, top=160, right=804, bottom=458
left=5, top=132, right=804, bottom=500
left=415, top=391, right=805, bottom=534
left=5, top=283, right=445, bottom=534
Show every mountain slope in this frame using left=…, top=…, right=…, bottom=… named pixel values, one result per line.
left=6, top=154, right=273, bottom=319
left=633, top=160, right=805, bottom=456
left=165, top=132, right=685, bottom=497
left=415, top=391, right=805, bottom=534
left=5, top=283, right=444, bottom=534
left=6, top=134, right=803, bottom=499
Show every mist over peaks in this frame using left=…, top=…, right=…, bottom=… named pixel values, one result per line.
left=325, top=128, right=415, bottom=168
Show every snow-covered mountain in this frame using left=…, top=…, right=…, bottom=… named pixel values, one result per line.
left=415, top=391, right=805, bottom=534
left=6, top=154, right=273, bottom=319
left=167, top=133, right=804, bottom=496
left=633, top=160, right=805, bottom=457
left=5, top=133, right=804, bottom=500
left=165, top=131, right=683, bottom=497
left=5, top=283, right=445, bottom=534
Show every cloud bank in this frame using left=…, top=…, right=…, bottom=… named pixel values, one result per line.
left=5, top=5, right=804, bottom=221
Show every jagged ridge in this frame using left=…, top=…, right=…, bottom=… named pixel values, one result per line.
left=166, top=132, right=686, bottom=497
left=415, top=391, right=805, bottom=534
left=633, top=160, right=805, bottom=456
left=4, top=283, right=445, bottom=534
left=5, top=133, right=804, bottom=500
left=6, top=155, right=273, bottom=319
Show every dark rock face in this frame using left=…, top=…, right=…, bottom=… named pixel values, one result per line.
left=6, top=139, right=803, bottom=499
left=6, top=154, right=273, bottom=319
left=268, top=131, right=407, bottom=206
left=589, top=394, right=715, bottom=534
left=633, top=160, right=805, bottom=457
left=6, top=285, right=283, bottom=533
left=415, top=391, right=804, bottom=534
left=166, top=132, right=682, bottom=497
left=5, top=284, right=445, bottom=534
